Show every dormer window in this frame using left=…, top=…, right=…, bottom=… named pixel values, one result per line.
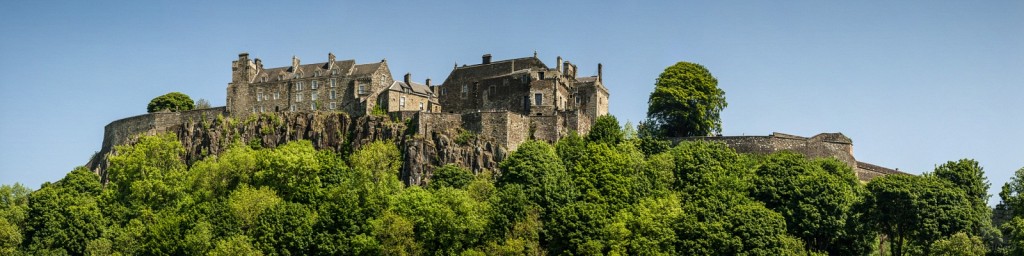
left=261, top=77, right=267, bottom=83
left=293, top=74, right=300, bottom=79
left=278, top=75, right=283, bottom=80
left=332, top=69, right=338, bottom=75
left=315, top=70, right=321, bottom=77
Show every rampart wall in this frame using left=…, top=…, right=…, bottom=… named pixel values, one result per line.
left=99, top=107, right=227, bottom=153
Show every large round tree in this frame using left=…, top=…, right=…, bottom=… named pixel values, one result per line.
left=646, top=62, right=726, bottom=137
left=147, top=92, right=195, bottom=113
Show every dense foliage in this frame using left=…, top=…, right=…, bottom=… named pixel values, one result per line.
left=646, top=61, right=727, bottom=137
left=147, top=92, right=195, bottom=113
left=1, top=118, right=1019, bottom=255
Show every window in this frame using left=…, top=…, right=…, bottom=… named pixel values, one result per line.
left=278, top=75, right=283, bottom=80
left=442, top=87, right=447, bottom=95
left=358, top=83, right=366, bottom=94
left=290, top=105, right=296, bottom=111
left=331, top=69, right=338, bottom=75
left=295, top=81, right=304, bottom=91
left=293, top=74, right=299, bottom=79
left=330, top=102, right=336, bottom=110
left=315, top=70, right=321, bottom=77
left=311, top=102, right=316, bottom=110
left=312, top=80, right=319, bottom=90
left=260, top=106, right=265, bottom=113
left=330, top=78, right=336, bottom=88
left=261, top=77, right=267, bottom=83
left=539, top=72, right=545, bottom=80
left=400, top=96, right=406, bottom=108
left=330, top=90, right=336, bottom=100
left=534, top=93, right=543, bottom=105
left=274, top=92, right=280, bottom=100
left=311, top=92, right=318, bottom=101
left=419, top=102, right=424, bottom=111
left=296, top=94, right=303, bottom=102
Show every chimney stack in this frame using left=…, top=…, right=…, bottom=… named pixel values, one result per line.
left=425, top=78, right=431, bottom=86
left=328, top=52, right=335, bottom=63
left=404, top=73, right=411, bottom=86
left=556, top=56, right=562, bottom=72
left=598, top=63, right=603, bottom=82
left=255, top=58, right=263, bottom=71
left=291, top=56, right=300, bottom=71
left=482, top=54, right=492, bottom=64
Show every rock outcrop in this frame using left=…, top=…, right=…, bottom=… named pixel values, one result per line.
left=87, top=111, right=506, bottom=186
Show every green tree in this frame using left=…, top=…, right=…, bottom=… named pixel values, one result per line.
left=23, top=168, right=105, bottom=255
left=208, top=235, right=263, bottom=256
left=226, top=185, right=282, bottom=229
left=147, top=92, right=195, bottom=113
left=932, top=159, right=1000, bottom=251
left=428, top=164, right=474, bottom=190
left=254, top=140, right=324, bottom=203
left=497, top=140, right=575, bottom=211
left=750, top=152, right=871, bottom=254
left=930, top=232, right=987, bottom=256
left=586, top=115, right=623, bottom=145
left=865, top=174, right=974, bottom=256
left=646, top=61, right=727, bottom=137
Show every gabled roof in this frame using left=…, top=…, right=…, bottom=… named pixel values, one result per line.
left=388, top=81, right=435, bottom=97
left=255, top=59, right=357, bottom=82
left=352, top=62, right=385, bottom=76
left=443, top=56, right=548, bottom=84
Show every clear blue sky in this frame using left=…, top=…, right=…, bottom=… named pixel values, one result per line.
left=2, top=1, right=1022, bottom=204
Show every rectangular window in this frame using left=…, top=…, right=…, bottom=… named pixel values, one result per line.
left=330, top=78, right=336, bottom=88
left=539, top=72, right=545, bottom=80
left=311, top=80, right=318, bottom=90
left=274, top=92, right=280, bottom=100
left=358, top=83, right=366, bottom=94
left=296, top=94, right=303, bottom=102
left=311, top=92, right=318, bottom=101
left=260, top=106, right=265, bottom=113
left=419, top=102, right=424, bottom=111
left=290, top=105, right=296, bottom=111
left=461, top=84, right=467, bottom=93
left=330, top=102, right=336, bottom=110
left=400, top=96, right=406, bottom=108
left=534, top=93, right=543, bottom=105
left=311, top=102, right=316, bottom=110
left=330, top=90, right=336, bottom=100
left=295, top=81, right=304, bottom=91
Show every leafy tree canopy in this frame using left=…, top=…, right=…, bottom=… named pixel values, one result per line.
left=646, top=61, right=726, bottom=137
left=147, top=92, right=195, bottom=113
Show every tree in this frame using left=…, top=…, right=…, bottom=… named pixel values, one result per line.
left=497, top=140, right=575, bottom=210
left=750, top=152, right=871, bottom=254
left=865, top=174, right=974, bottom=256
left=646, top=61, right=727, bottom=137
left=428, top=164, right=474, bottom=190
left=194, top=98, right=212, bottom=109
left=586, top=115, right=623, bottom=145
left=930, top=232, right=987, bottom=256
left=148, top=92, right=195, bottom=113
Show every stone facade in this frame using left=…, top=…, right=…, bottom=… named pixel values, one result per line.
left=679, top=132, right=905, bottom=181
left=378, top=73, right=441, bottom=113
left=227, top=53, right=394, bottom=117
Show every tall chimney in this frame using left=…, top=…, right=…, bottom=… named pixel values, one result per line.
left=328, top=52, right=335, bottom=62
left=598, top=63, right=603, bottom=82
left=404, top=73, right=411, bottom=86
left=556, top=56, right=562, bottom=72
left=482, top=54, right=492, bottom=64
left=291, top=56, right=300, bottom=71
left=425, top=78, right=431, bottom=86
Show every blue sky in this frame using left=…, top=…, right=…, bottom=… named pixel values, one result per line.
left=1, top=1, right=1022, bottom=204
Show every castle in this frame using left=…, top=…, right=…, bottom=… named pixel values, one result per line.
left=89, top=51, right=900, bottom=183
left=227, top=52, right=608, bottom=146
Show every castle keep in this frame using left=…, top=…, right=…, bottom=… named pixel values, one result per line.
left=89, top=51, right=901, bottom=184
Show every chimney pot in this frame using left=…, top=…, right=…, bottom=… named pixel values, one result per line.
left=404, top=73, right=411, bottom=86
left=426, top=78, right=431, bottom=86
left=482, top=54, right=492, bottom=64
left=598, top=63, right=603, bottom=82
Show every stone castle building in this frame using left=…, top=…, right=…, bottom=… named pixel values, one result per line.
left=227, top=52, right=609, bottom=147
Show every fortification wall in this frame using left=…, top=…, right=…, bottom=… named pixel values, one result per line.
left=100, top=107, right=227, bottom=153
left=682, top=133, right=855, bottom=166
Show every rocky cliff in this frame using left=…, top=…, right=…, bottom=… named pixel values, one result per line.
left=87, top=111, right=507, bottom=186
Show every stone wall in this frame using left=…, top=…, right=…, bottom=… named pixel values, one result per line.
left=677, top=132, right=902, bottom=181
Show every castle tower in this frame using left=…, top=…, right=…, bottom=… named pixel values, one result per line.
left=228, top=52, right=256, bottom=115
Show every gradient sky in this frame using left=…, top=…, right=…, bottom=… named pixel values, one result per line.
left=1, top=1, right=1021, bottom=205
